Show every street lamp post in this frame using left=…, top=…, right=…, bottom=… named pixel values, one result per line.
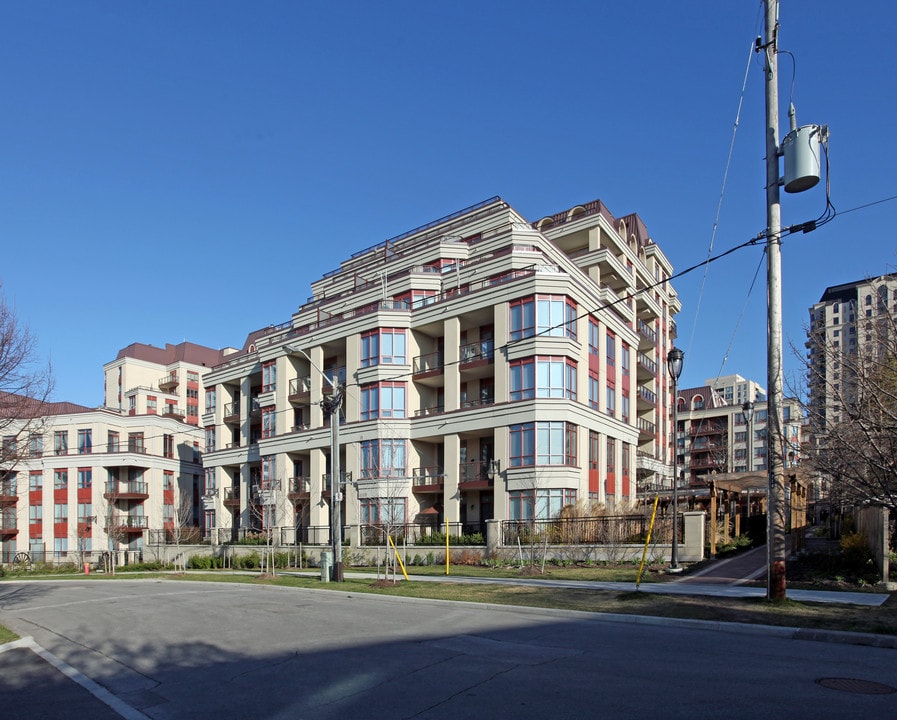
left=666, top=347, right=684, bottom=571
left=742, top=399, right=755, bottom=529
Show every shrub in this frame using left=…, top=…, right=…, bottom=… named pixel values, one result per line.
left=840, top=532, right=873, bottom=570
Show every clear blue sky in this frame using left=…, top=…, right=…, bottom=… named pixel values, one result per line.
left=2, top=1, right=895, bottom=407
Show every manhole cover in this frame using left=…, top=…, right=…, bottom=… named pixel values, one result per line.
left=816, top=678, right=896, bottom=695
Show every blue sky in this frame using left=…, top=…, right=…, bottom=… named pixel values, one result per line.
left=1, top=1, right=895, bottom=407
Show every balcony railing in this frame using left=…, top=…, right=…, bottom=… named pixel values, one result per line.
left=414, top=405, right=445, bottom=417
left=223, top=402, right=240, bottom=422
left=637, top=319, right=657, bottom=344
left=638, top=418, right=656, bottom=435
left=459, top=460, right=494, bottom=487
left=223, top=486, right=241, bottom=504
left=637, top=385, right=657, bottom=404
left=162, top=405, right=185, bottom=419
left=105, top=515, right=148, bottom=531
left=158, top=373, right=178, bottom=390
left=289, top=376, right=312, bottom=399
left=0, top=482, right=17, bottom=502
left=288, top=476, right=311, bottom=497
left=459, top=340, right=494, bottom=364
left=0, top=513, right=17, bottom=532
left=412, top=351, right=444, bottom=375
left=411, top=466, right=445, bottom=490
left=105, top=481, right=149, bottom=498
left=636, top=351, right=657, bottom=375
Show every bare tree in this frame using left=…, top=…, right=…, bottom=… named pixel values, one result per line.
left=801, top=290, right=897, bottom=513
left=0, top=284, right=53, bottom=476
left=165, top=487, right=196, bottom=573
left=249, top=478, right=288, bottom=576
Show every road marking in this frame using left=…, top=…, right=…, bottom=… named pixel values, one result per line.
left=0, top=636, right=150, bottom=720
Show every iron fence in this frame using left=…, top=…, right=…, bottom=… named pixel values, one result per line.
left=501, top=514, right=681, bottom=546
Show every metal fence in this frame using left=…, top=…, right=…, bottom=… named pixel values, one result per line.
left=500, top=514, right=680, bottom=547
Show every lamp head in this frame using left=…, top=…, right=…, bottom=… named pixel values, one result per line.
left=666, top=347, right=684, bottom=381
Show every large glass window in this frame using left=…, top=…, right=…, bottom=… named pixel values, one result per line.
left=510, top=357, right=576, bottom=400
left=361, top=497, right=406, bottom=525
left=361, top=329, right=407, bottom=367
left=77, top=468, right=92, bottom=489
left=54, top=470, right=68, bottom=491
left=54, top=431, right=68, bottom=456
left=509, top=489, right=577, bottom=520
left=510, top=295, right=576, bottom=340
left=360, top=439, right=406, bottom=479
left=262, top=362, right=276, bottom=392
left=261, top=407, right=275, bottom=438
left=509, top=422, right=577, bottom=466
left=360, top=382, right=406, bottom=420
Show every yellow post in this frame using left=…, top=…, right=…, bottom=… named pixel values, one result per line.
left=387, top=535, right=410, bottom=581
left=636, top=494, right=660, bottom=589
left=445, top=518, right=450, bottom=576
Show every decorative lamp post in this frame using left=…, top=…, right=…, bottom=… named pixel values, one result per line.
left=666, top=347, right=684, bottom=571
left=742, top=399, right=755, bottom=521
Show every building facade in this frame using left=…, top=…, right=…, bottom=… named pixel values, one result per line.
left=807, top=273, right=897, bottom=430
left=200, top=196, right=680, bottom=543
left=0, top=402, right=205, bottom=564
left=675, top=379, right=802, bottom=488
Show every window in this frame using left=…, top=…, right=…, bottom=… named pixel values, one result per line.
left=621, top=344, right=630, bottom=376
left=360, top=439, right=406, bottom=479
left=588, top=372, right=600, bottom=410
left=29, top=504, right=42, bottom=525
left=360, top=382, right=406, bottom=420
left=128, top=433, right=144, bottom=453
left=108, top=431, right=120, bottom=453
left=510, top=357, right=576, bottom=400
left=205, top=387, right=217, bottom=413
left=509, top=489, right=577, bottom=520
left=187, top=370, right=199, bottom=382
left=147, top=396, right=157, bottom=414
left=54, top=538, right=68, bottom=556
left=262, top=361, right=276, bottom=392
left=54, top=470, right=68, bottom=491
left=606, top=384, right=616, bottom=416
left=54, top=431, right=68, bottom=456
left=621, top=395, right=630, bottom=423
left=588, top=318, right=600, bottom=356
left=509, top=422, right=577, bottom=466
left=361, top=497, right=406, bottom=526
left=163, top=471, right=174, bottom=492
left=29, top=471, right=42, bottom=492
left=77, top=503, right=92, bottom=524
left=261, top=456, right=276, bottom=488
left=29, top=434, right=43, bottom=458
left=204, top=468, right=217, bottom=493
left=54, top=503, right=68, bottom=523
left=77, top=468, right=92, bottom=489
left=2, top=435, right=15, bottom=458
left=361, top=329, right=407, bottom=367
left=163, top=433, right=174, bottom=458
left=606, top=437, right=616, bottom=474
left=262, top=407, right=275, bottom=438
left=606, top=332, right=616, bottom=367
left=509, top=295, right=576, bottom=340
left=205, top=427, right=216, bottom=452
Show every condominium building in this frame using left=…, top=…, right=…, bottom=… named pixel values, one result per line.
left=806, top=273, right=897, bottom=429
left=200, top=196, right=680, bottom=543
left=104, top=342, right=231, bottom=425
left=675, top=379, right=802, bottom=488
left=0, top=400, right=204, bottom=564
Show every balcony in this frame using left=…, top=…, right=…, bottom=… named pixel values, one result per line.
left=414, top=405, right=445, bottom=417
left=0, top=512, right=17, bottom=535
left=105, top=515, right=148, bottom=533
left=223, top=402, right=240, bottom=424
left=289, top=376, right=312, bottom=403
left=223, top=486, right=241, bottom=507
left=458, top=460, right=494, bottom=490
left=158, top=373, right=179, bottom=391
left=104, top=481, right=149, bottom=500
left=638, top=418, right=656, bottom=437
left=287, top=476, right=311, bottom=501
left=162, top=405, right=185, bottom=420
left=411, top=466, right=445, bottom=494
left=412, top=351, right=444, bottom=381
left=636, top=351, right=657, bottom=377
left=0, top=482, right=17, bottom=505
left=637, top=319, right=657, bottom=346
left=459, top=340, right=494, bottom=373
left=637, top=385, right=656, bottom=406
left=689, top=423, right=727, bottom=437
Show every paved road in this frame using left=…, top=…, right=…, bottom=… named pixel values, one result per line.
left=1, top=579, right=895, bottom=719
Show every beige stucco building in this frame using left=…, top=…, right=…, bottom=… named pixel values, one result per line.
left=200, top=196, right=681, bottom=543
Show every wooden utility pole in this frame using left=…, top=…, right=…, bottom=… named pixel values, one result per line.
left=762, top=0, right=787, bottom=600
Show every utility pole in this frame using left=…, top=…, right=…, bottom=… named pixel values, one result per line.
left=761, top=0, right=787, bottom=600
